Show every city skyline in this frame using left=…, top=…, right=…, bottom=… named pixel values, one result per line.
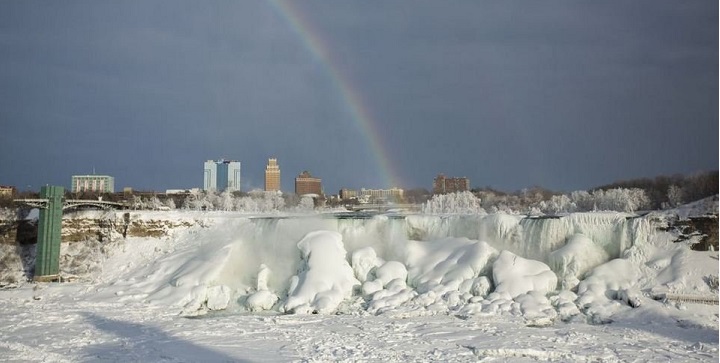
left=0, top=1, right=716, bottom=194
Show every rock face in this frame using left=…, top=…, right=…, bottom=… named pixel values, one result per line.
left=0, top=219, right=36, bottom=245
left=0, top=211, right=202, bottom=282
left=670, top=216, right=719, bottom=251
left=1, top=212, right=197, bottom=245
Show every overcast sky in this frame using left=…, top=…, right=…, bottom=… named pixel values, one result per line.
left=0, top=1, right=717, bottom=194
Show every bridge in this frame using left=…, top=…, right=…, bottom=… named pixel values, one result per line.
left=14, top=198, right=128, bottom=211
left=661, top=293, right=719, bottom=306
left=347, top=203, right=421, bottom=212
left=14, top=186, right=130, bottom=282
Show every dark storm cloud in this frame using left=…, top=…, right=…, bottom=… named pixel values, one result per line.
left=0, top=1, right=716, bottom=193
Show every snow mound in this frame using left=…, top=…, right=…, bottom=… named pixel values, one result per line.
left=351, top=247, right=384, bottom=283
left=281, top=231, right=360, bottom=314
left=492, top=250, right=557, bottom=298
left=244, top=264, right=279, bottom=312
left=246, top=290, right=279, bottom=312
left=576, top=258, right=641, bottom=322
left=673, top=195, right=718, bottom=219
left=406, top=238, right=497, bottom=295
left=548, top=234, right=610, bottom=290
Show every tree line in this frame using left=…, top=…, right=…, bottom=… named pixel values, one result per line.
left=0, top=170, right=716, bottom=213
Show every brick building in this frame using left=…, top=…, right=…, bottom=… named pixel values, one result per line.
left=433, top=174, right=470, bottom=194
left=295, top=171, right=322, bottom=196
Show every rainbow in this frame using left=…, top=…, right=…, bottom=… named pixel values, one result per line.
left=269, top=0, right=400, bottom=189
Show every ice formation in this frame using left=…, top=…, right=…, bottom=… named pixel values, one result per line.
left=280, top=231, right=359, bottom=314
left=46, top=203, right=715, bottom=327
left=1, top=199, right=717, bottom=362
left=548, top=233, right=609, bottom=290
left=492, top=250, right=557, bottom=298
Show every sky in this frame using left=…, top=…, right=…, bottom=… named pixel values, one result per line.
left=0, top=1, right=717, bottom=194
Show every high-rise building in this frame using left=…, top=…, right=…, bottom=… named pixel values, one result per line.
left=264, top=158, right=281, bottom=192
left=71, top=175, right=115, bottom=193
left=295, top=171, right=322, bottom=196
left=204, top=160, right=241, bottom=192
left=433, top=174, right=470, bottom=194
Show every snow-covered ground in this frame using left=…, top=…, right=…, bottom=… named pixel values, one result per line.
left=0, top=203, right=717, bottom=362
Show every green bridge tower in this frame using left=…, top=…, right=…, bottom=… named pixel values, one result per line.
left=34, top=185, right=64, bottom=281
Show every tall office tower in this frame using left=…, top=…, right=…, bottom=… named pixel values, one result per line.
left=71, top=175, right=115, bottom=193
left=264, top=158, right=281, bottom=192
left=295, top=171, right=322, bottom=196
left=203, top=159, right=241, bottom=192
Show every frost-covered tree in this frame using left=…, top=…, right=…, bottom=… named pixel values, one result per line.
left=232, top=192, right=286, bottom=213
left=570, top=191, right=594, bottom=212
left=235, top=196, right=258, bottom=212
left=204, top=190, right=220, bottom=210
left=253, top=192, right=283, bottom=212
left=666, top=185, right=684, bottom=208
left=422, top=191, right=485, bottom=214
left=131, top=195, right=146, bottom=210
left=591, top=188, right=649, bottom=212
left=182, top=190, right=214, bottom=211
left=147, top=195, right=165, bottom=210
left=296, top=196, right=315, bottom=212
left=537, top=194, right=577, bottom=214
left=219, top=190, right=236, bottom=211
left=164, top=197, right=176, bottom=210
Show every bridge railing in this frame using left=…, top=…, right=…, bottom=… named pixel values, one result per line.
left=14, top=199, right=129, bottom=210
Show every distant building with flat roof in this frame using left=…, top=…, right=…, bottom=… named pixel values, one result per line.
left=339, top=187, right=404, bottom=203
left=360, top=188, right=404, bottom=201
left=339, top=188, right=358, bottom=200
left=0, top=185, right=15, bottom=198
left=71, top=175, right=115, bottom=193
left=295, top=171, right=322, bottom=196
left=204, top=160, right=241, bottom=192
left=433, top=174, right=470, bottom=194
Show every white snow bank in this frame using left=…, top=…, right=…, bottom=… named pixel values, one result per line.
left=406, top=238, right=497, bottom=295
left=244, top=264, right=279, bottom=312
left=548, top=234, right=610, bottom=290
left=577, top=259, right=639, bottom=301
left=515, top=291, right=558, bottom=326
left=281, top=231, right=360, bottom=314
left=672, top=195, right=718, bottom=219
left=374, top=261, right=408, bottom=287
left=246, top=290, right=279, bottom=312
left=351, top=247, right=384, bottom=283
left=576, top=258, right=641, bottom=322
left=492, top=250, right=557, bottom=298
